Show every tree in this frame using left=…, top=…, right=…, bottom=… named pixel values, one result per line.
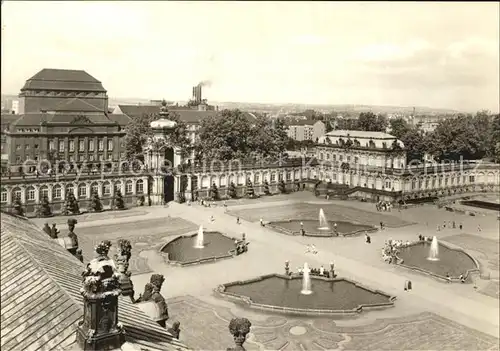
left=64, top=191, right=80, bottom=215
left=209, top=183, right=219, bottom=200
left=114, top=189, right=126, bottom=210
left=278, top=180, right=286, bottom=194
left=89, top=190, right=103, bottom=212
left=427, top=114, right=490, bottom=161
left=389, top=118, right=412, bottom=140
left=263, top=180, right=270, bottom=195
left=358, top=112, right=388, bottom=132
left=37, top=195, right=52, bottom=217
left=12, top=195, right=24, bottom=216
left=228, top=181, right=237, bottom=199
left=194, top=110, right=288, bottom=161
left=245, top=179, right=255, bottom=198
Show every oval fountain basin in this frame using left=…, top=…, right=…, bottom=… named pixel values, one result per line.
left=218, top=274, right=395, bottom=316
left=397, top=241, right=479, bottom=278
left=268, top=219, right=376, bottom=237
left=160, top=231, right=240, bottom=265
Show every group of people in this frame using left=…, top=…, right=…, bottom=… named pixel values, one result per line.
left=436, top=220, right=464, bottom=231
left=305, top=244, right=318, bottom=254
left=295, top=265, right=329, bottom=278
left=376, top=201, right=393, bottom=212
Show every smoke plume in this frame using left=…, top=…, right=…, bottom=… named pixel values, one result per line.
left=198, top=80, right=212, bottom=88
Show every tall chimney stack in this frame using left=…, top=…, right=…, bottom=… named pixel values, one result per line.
left=192, top=84, right=202, bottom=104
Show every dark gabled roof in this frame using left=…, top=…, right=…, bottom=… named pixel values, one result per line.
left=1, top=113, right=20, bottom=128
left=51, top=98, right=104, bottom=113
left=21, top=69, right=106, bottom=92
left=286, top=119, right=318, bottom=126
left=0, top=212, right=189, bottom=351
left=108, top=113, right=132, bottom=126
left=117, top=105, right=161, bottom=118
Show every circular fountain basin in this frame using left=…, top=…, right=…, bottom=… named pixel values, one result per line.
left=216, top=274, right=395, bottom=317
left=267, top=219, right=376, bottom=237
left=160, top=231, right=245, bottom=266
left=397, top=241, right=480, bottom=281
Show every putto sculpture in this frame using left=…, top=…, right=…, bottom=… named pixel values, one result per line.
left=114, top=239, right=135, bottom=302
left=136, top=274, right=169, bottom=327
left=76, top=241, right=125, bottom=350
left=227, top=317, right=252, bottom=351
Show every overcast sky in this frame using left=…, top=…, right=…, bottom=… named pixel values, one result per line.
left=1, top=1, right=499, bottom=112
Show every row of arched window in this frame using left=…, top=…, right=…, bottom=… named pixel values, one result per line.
left=1, top=179, right=145, bottom=203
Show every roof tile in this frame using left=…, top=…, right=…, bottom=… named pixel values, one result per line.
left=0, top=213, right=189, bottom=351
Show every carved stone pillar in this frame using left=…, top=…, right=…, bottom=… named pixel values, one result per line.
left=97, top=181, right=103, bottom=197
left=76, top=241, right=125, bottom=350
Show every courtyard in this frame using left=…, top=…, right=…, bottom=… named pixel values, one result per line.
left=32, top=192, right=500, bottom=350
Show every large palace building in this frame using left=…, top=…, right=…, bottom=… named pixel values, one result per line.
left=0, top=68, right=499, bottom=215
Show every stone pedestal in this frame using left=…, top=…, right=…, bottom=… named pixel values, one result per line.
left=76, top=241, right=125, bottom=350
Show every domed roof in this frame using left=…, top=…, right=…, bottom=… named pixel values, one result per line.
left=150, top=119, right=177, bottom=129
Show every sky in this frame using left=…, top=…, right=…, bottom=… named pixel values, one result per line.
left=1, top=1, right=499, bottom=112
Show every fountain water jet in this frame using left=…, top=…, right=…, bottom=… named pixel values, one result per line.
left=194, top=225, right=205, bottom=249
left=300, top=263, right=313, bottom=295
left=318, top=208, right=330, bottom=230
left=427, top=236, right=439, bottom=261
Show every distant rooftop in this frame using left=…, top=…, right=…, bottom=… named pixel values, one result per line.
left=326, top=130, right=397, bottom=139
left=21, top=68, right=107, bottom=92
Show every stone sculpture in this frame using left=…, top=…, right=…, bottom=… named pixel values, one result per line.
left=136, top=274, right=169, bottom=327
left=115, top=239, right=135, bottom=302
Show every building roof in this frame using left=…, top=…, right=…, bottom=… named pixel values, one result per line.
left=286, top=119, right=319, bottom=126
left=1, top=113, right=19, bottom=129
left=0, top=212, right=189, bottom=351
left=326, top=130, right=397, bottom=139
left=116, top=105, right=257, bottom=125
left=50, top=98, right=104, bottom=113
left=21, top=69, right=106, bottom=92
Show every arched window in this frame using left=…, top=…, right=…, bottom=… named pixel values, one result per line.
left=12, top=187, right=21, bottom=201
left=78, top=183, right=87, bottom=199
left=26, top=186, right=36, bottom=202
left=40, top=186, right=49, bottom=200
left=53, top=185, right=62, bottom=199
left=125, top=180, right=133, bottom=194
left=103, top=182, right=111, bottom=196
left=66, top=184, right=75, bottom=198
left=1, top=188, right=7, bottom=203
left=91, top=182, right=99, bottom=195
left=136, top=179, right=144, bottom=194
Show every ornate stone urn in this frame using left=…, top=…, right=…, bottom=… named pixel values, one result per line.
left=76, top=241, right=125, bottom=350
left=227, top=317, right=252, bottom=351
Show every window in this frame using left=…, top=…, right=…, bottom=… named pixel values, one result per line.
left=1, top=190, right=7, bottom=203
left=98, top=154, right=103, bottom=161
left=136, top=180, right=144, bottom=194
left=40, top=187, right=48, bottom=199
left=107, top=154, right=112, bottom=161
left=89, top=140, right=94, bottom=151
left=326, top=153, right=330, bottom=160
left=66, top=186, right=74, bottom=198
left=89, top=154, right=95, bottom=161
left=25, top=144, right=30, bottom=150
left=103, top=182, right=111, bottom=195
left=125, top=181, right=133, bottom=194
left=69, top=140, right=75, bottom=152
left=16, top=144, right=21, bottom=150
left=114, top=182, right=121, bottom=193
left=78, top=140, right=85, bottom=152
left=27, top=187, right=35, bottom=201
left=49, top=140, right=55, bottom=150
left=271, top=173, right=276, bottom=182
left=59, top=141, right=65, bottom=152
left=98, top=139, right=104, bottom=151
left=53, top=186, right=62, bottom=199
left=386, top=181, right=392, bottom=189
left=15, top=156, right=21, bottom=163
left=107, top=140, right=113, bottom=151
left=34, top=144, right=39, bottom=149
left=255, top=174, right=260, bottom=183
left=286, top=172, right=291, bottom=181
left=78, top=184, right=87, bottom=198
left=469, top=176, right=475, bottom=183
left=91, top=183, right=99, bottom=195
